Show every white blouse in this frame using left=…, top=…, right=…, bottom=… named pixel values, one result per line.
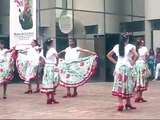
left=113, top=44, right=135, bottom=70
left=0, top=49, right=8, bottom=60
left=42, top=48, right=58, bottom=65
left=137, top=46, right=148, bottom=62
left=27, top=46, right=40, bottom=60
left=64, top=46, right=81, bottom=60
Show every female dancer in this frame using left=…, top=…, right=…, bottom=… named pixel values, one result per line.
left=134, top=38, right=150, bottom=102
left=0, top=40, right=15, bottom=99
left=16, top=39, right=42, bottom=94
left=58, top=38, right=97, bottom=98
left=107, top=33, right=139, bottom=111
left=40, top=38, right=59, bottom=104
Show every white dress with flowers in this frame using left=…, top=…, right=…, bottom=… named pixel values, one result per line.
left=41, top=48, right=59, bottom=94
left=16, top=46, right=40, bottom=83
left=0, top=49, right=14, bottom=86
left=112, top=44, right=136, bottom=99
left=134, top=46, right=150, bottom=92
left=58, top=47, right=97, bottom=88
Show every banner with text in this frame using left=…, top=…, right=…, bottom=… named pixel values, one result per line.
left=10, top=0, right=36, bottom=48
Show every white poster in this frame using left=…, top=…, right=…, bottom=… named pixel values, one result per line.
left=10, top=0, right=36, bottom=48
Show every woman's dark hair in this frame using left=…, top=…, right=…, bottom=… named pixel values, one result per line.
left=19, top=8, right=21, bottom=12
left=70, top=38, right=77, bottom=48
left=0, top=40, right=4, bottom=45
left=156, top=47, right=160, bottom=57
left=136, top=41, right=140, bottom=54
left=136, top=38, right=143, bottom=54
left=0, top=40, right=5, bottom=49
left=33, top=39, right=40, bottom=47
left=43, top=37, right=53, bottom=58
left=149, top=49, right=154, bottom=56
left=33, top=39, right=41, bottom=52
left=119, top=33, right=129, bottom=57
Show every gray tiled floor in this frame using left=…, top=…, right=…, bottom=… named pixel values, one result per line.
left=0, top=81, right=159, bottom=119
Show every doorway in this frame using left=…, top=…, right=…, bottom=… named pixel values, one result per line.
left=94, top=35, right=106, bottom=81
left=105, top=34, right=119, bottom=82
left=56, top=23, right=68, bottom=54
left=94, top=33, right=119, bottom=82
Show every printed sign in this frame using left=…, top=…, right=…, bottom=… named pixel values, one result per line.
left=10, top=0, right=36, bottom=48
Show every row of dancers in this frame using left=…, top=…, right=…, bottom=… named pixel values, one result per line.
left=0, top=33, right=151, bottom=111
left=0, top=38, right=97, bottom=104
left=107, top=32, right=151, bottom=111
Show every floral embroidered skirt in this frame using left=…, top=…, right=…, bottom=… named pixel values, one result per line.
left=112, top=65, right=136, bottom=99
left=134, top=62, right=151, bottom=92
left=58, top=55, right=97, bottom=88
left=41, top=65, right=59, bottom=94
left=16, top=52, right=39, bottom=83
left=0, top=53, right=14, bottom=86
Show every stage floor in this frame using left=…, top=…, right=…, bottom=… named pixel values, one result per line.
left=0, top=81, right=159, bottom=119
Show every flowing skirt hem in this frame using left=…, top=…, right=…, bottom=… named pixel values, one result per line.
left=41, top=88, right=56, bottom=94
left=59, top=65, right=96, bottom=88
left=112, top=92, right=134, bottom=99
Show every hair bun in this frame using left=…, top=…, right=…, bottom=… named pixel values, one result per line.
left=123, top=32, right=130, bottom=39
left=137, top=38, right=144, bottom=44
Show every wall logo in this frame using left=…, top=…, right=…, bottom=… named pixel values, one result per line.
left=59, top=14, right=73, bottom=34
